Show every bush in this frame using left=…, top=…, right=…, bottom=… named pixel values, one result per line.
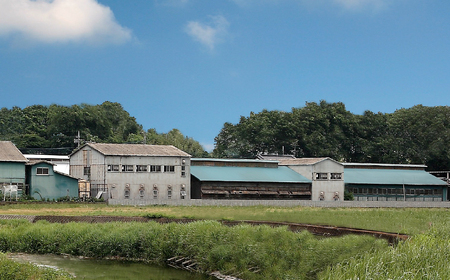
left=344, top=190, right=354, bottom=201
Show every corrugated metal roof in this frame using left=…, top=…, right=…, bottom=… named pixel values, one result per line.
left=76, top=143, right=191, bottom=157
left=191, top=165, right=311, bottom=183
left=344, top=168, right=447, bottom=186
left=343, top=162, right=426, bottom=169
left=0, top=141, right=28, bottom=162
left=192, top=158, right=276, bottom=164
left=278, top=157, right=339, bottom=166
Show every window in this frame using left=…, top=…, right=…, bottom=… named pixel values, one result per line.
left=181, top=171, right=186, bottom=177
left=315, top=173, right=328, bottom=180
left=136, top=165, right=148, bottom=172
left=107, top=165, right=120, bottom=172
left=122, top=165, right=134, bottom=172
left=83, top=167, right=90, bottom=175
left=150, top=165, right=161, bottom=172
left=36, top=167, right=49, bottom=175
left=330, top=173, right=342, bottom=180
left=164, top=165, right=175, bottom=173
left=181, top=166, right=185, bottom=171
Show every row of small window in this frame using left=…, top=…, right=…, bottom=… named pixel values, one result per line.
left=107, top=165, right=184, bottom=173
left=123, top=184, right=187, bottom=199
left=349, top=188, right=443, bottom=195
left=315, top=173, right=342, bottom=180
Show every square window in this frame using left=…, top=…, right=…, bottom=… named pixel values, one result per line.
left=137, top=165, right=148, bottom=172
left=164, top=165, right=175, bottom=173
left=150, top=165, right=161, bottom=172
left=330, top=173, right=342, bottom=180
left=107, top=165, right=120, bottom=172
left=122, top=165, right=134, bottom=172
left=83, top=167, right=90, bottom=175
left=37, top=167, right=49, bottom=175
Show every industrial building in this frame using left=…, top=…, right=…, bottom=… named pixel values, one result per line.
left=69, top=143, right=191, bottom=203
left=343, top=163, right=448, bottom=201
left=190, top=158, right=312, bottom=200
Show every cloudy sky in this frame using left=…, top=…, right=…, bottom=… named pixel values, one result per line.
left=1, top=0, right=450, bottom=151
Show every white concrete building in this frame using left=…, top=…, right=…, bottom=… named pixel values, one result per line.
left=69, top=143, right=191, bottom=204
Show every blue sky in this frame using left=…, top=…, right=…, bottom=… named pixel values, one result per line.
left=1, top=0, right=450, bottom=151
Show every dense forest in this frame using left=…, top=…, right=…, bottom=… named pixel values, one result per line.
left=2, top=100, right=450, bottom=170
left=213, top=101, right=450, bottom=171
left=0, top=102, right=208, bottom=157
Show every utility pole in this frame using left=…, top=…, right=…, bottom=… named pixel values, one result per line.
left=74, top=131, right=82, bottom=147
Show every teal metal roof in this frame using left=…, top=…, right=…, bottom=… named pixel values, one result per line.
left=191, top=166, right=311, bottom=183
left=344, top=168, right=448, bottom=186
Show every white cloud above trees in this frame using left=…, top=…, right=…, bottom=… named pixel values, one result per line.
left=185, top=15, right=230, bottom=50
left=0, top=0, right=132, bottom=45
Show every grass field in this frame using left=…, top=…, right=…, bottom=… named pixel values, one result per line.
left=1, top=203, right=450, bottom=279
left=0, top=203, right=449, bottom=234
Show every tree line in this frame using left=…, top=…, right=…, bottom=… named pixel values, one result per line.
left=0, top=101, right=208, bottom=157
left=213, top=100, right=450, bottom=170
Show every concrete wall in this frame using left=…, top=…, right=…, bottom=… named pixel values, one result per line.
left=286, top=159, right=344, bottom=201
left=108, top=198, right=450, bottom=208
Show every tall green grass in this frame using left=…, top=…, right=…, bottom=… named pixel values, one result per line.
left=0, top=252, right=73, bottom=280
left=0, top=204, right=446, bottom=234
left=0, top=219, right=387, bottom=280
left=320, top=223, right=450, bottom=279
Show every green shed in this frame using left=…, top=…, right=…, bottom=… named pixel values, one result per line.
left=26, top=161, right=79, bottom=200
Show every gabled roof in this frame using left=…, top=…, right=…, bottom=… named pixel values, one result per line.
left=0, top=141, right=28, bottom=163
left=71, top=143, right=191, bottom=157
left=26, top=160, right=55, bottom=166
left=278, top=157, right=341, bottom=166
left=191, top=165, right=311, bottom=183
left=344, top=168, right=447, bottom=186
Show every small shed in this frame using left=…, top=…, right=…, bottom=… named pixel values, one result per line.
left=26, top=161, right=79, bottom=200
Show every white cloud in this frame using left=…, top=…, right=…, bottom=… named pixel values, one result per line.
left=0, top=0, right=132, bottom=45
left=185, top=15, right=230, bottom=50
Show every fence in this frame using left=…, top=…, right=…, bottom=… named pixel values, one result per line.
left=108, top=198, right=450, bottom=208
